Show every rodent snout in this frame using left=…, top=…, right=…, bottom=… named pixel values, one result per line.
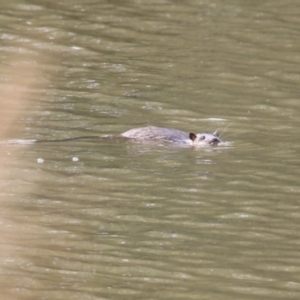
left=210, top=137, right=221, bottom=145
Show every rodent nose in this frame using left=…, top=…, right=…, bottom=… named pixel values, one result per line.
left=210, top=138, right=220, bottom=144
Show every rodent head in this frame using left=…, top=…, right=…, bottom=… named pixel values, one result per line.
left=189, top=130, right=221, bottom=146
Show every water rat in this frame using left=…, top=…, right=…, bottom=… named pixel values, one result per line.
left=121, top=126, right=221, bottom=146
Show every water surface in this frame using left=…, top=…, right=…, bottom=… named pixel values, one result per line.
left=1, top=1, right=300, bottom=299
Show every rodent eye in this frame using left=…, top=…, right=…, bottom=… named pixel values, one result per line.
left=200, top=135, right=205, bottom=140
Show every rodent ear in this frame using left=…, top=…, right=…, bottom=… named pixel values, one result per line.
left=214, top=130, right=219, bottom=137
left=189, top=133, right=196, bottom=141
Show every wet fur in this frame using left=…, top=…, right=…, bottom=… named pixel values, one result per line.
left=121, top=126, right=221, bottom=146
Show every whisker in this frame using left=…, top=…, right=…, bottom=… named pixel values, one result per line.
left=217, top=122, right=232, bottom=139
